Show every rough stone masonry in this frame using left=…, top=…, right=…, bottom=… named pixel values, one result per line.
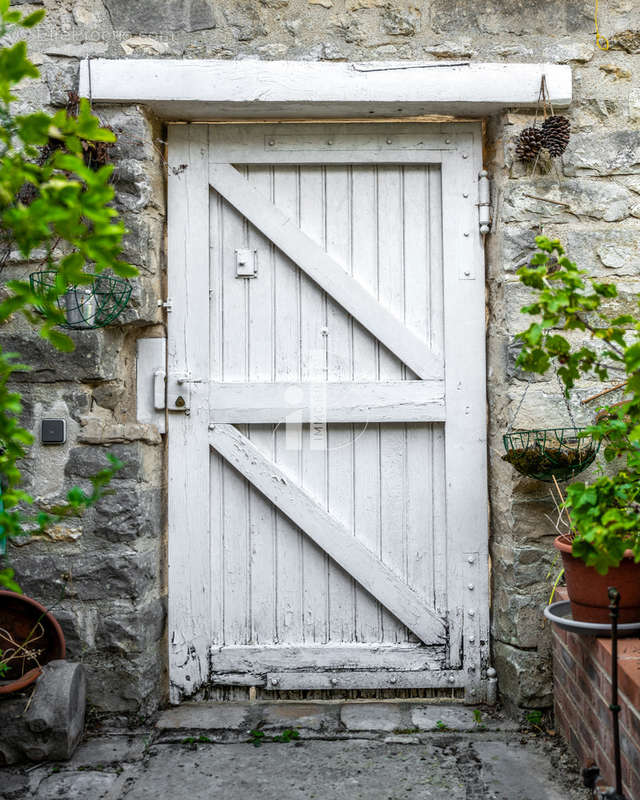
left=2, top=0, right=639, bottom=717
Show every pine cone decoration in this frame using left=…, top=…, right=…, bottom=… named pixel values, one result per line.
left=515, top=126, right=544, bottom=162
left=541, top=115, right=570, bottom=157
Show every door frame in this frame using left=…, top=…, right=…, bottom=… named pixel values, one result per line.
left=166, top=121, right=489, bottom=703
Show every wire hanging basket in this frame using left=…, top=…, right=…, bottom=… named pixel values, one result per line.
left=30, top=271, right=131, bottom=330
left=502, top=427, right=599, bottom=482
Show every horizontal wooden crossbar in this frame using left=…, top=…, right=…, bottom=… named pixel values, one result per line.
left=209, top=381, right=445, bottom=423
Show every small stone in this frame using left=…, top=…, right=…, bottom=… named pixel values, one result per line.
left=610, top=28, right=640, bottom=53
left=224, top=5, right=267, bottom=40
left=424, top=40, right=474, bottom=58
left=630, top=89, right=640, bottom=122
left=381, top=5, right=420, bottom=35
left=308, top=0, right=334, bottom=7
left=599, top=64, right=632, bottom=80
left=542, top=39, right=594, bottom=63
left=121, top=36, right=172, bottom=55
left=340, top=702, right=403, bottom=731
left=103, top=0, right=216, bottom=33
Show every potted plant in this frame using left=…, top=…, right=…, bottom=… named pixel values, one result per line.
left=0, top=590, right=65, bottom=694
left=513, top=236, right=640, bottom=624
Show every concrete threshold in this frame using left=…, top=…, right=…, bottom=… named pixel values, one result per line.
left=156, top=701, right=518, bottom=741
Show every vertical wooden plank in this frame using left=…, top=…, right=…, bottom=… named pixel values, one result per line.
left=324, top=165, right=356, bottom=643
left=377, top=165, right=409, bottom=644
left=273, top=165, right=305, bottom=644
left=427, top=166, right=448, bottom=621
left=209, top=186, right=224, bottom=648
left=167, top=124, right=211, bottom=701
left=217, top=175, right=251, bottom=646
left=350, top=165, right=383, bottom=643
left=402, top=166, right=433, bottom=610
left=245, top=165, right=277, bottom=645
left=441, top=131, right=488, bottom=678
left=298, top=165, right=329, bottom=645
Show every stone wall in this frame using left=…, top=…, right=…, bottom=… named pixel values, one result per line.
left=2, top=0, right=639, bottom=716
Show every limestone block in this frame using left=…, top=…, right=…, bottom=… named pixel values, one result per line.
left=91, top=486, right=163, bottom=542
left=381, top=5, right=420, bottom=36
left=542, top=39, right=594, bottom=63
left=11, top=545, right=158, bottom=603
left=493, top=641, right=553, bottom=708
left=502, top=179, right=633, bottom=224
left=492, top=588, right=550, bottom=650
left=0, top=318, right=121, bottom=384
left=430, top=0, right=591, bottom=35
left=630, top=89, right=640, bottom=122
left=102, top=0, right=216, bottom=33
left=96, top=598, right=165, bottom=656
left=224, top=5, right=267, bottom=41
left=77, top=418, right=162, bottom=445
left=112, top=159, right=153, bottom=213
left=610, top=29, right=640, bottom=53
left=0, top=661, right=86, bottom=765
left=65, top=443, right=146, bottom=482
left=565, top=228, right=640, bottom=276
left=563, top=130, right=640, bottom=176
left=33, top=771, right=118, bottom=799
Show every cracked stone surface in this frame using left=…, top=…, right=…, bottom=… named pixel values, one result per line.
left=0, top=729, right=591, bottom=800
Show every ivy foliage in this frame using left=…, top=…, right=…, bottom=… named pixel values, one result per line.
left=516, top=236, right=640, bottom=574
left=0, top=5, right=137, bottom=590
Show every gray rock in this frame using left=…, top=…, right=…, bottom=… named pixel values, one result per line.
left=430, top=0, right=591, bottom=34
left=92, top=487, right=162, bottom=542
left=224, top=5, right=267, bottom=41
left=112, top=160, right=153, bottom=213
left=610, top=29, right=640, bottom=53
left=11, top=545, right=158, bottom=603
left=97, top=597, right=165, bottom=656
left=565, top=228, right=640, bottom=276
left=0, top=319, right=122, bottom=384
left=542, top=39, right=594, bottom=63
left=103, top=0, right=216, bottom=33
left=0, top=661, right=86, bottom=765
left=381, top=6, right=420, bottom=36
left=493, top=640, right=553, bottom=708
left=502, top=179, right=633, bottom=223
left=563, top=130, right=640, bottom=176
left=34, top=771, right=117, bottom=800
left=340, top=702, right=403, bottom=731
left=65, top=443, right=145, bottom=482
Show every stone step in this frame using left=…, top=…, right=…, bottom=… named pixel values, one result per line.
left=156, top=701, right=518, bottom=741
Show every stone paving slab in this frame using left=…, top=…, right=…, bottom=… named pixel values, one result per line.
left=0, top=732, right=591, bottom=800
left=155, top=701, right=519, bottom=738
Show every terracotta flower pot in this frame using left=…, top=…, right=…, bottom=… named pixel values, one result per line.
left=554, top=536, right=640, bottom=624
left=0, top=590, right=65, bottom=695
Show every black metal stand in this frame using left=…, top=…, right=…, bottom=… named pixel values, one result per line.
left=607, top=587, right=626, bottom=800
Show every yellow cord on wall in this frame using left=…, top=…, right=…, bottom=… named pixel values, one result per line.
left=595, top=0, right=609, bottom=50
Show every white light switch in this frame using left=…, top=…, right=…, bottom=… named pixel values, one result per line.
left=235, top=248, right=258, bottom=278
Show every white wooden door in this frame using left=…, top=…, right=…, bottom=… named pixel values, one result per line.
left=167, top=123, right=488, bottom=703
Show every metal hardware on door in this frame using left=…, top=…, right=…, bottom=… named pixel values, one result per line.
left=166, top=374, right=191, bottom=412
left=235, top=248, right=258, bottom=278
left=478, top=170, right=492, bottom=235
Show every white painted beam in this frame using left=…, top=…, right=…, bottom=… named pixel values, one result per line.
left=79, top=59, right=571, bottom=120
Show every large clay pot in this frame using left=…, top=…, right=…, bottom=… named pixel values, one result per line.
left=0, top=591, right=65, bottom=695
left=554, top=536, right=640, bottom=624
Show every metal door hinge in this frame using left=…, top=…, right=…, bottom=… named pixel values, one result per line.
left=478, top=170, right=491, bottom=235
left=158, top=297, right=173, bottom=311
